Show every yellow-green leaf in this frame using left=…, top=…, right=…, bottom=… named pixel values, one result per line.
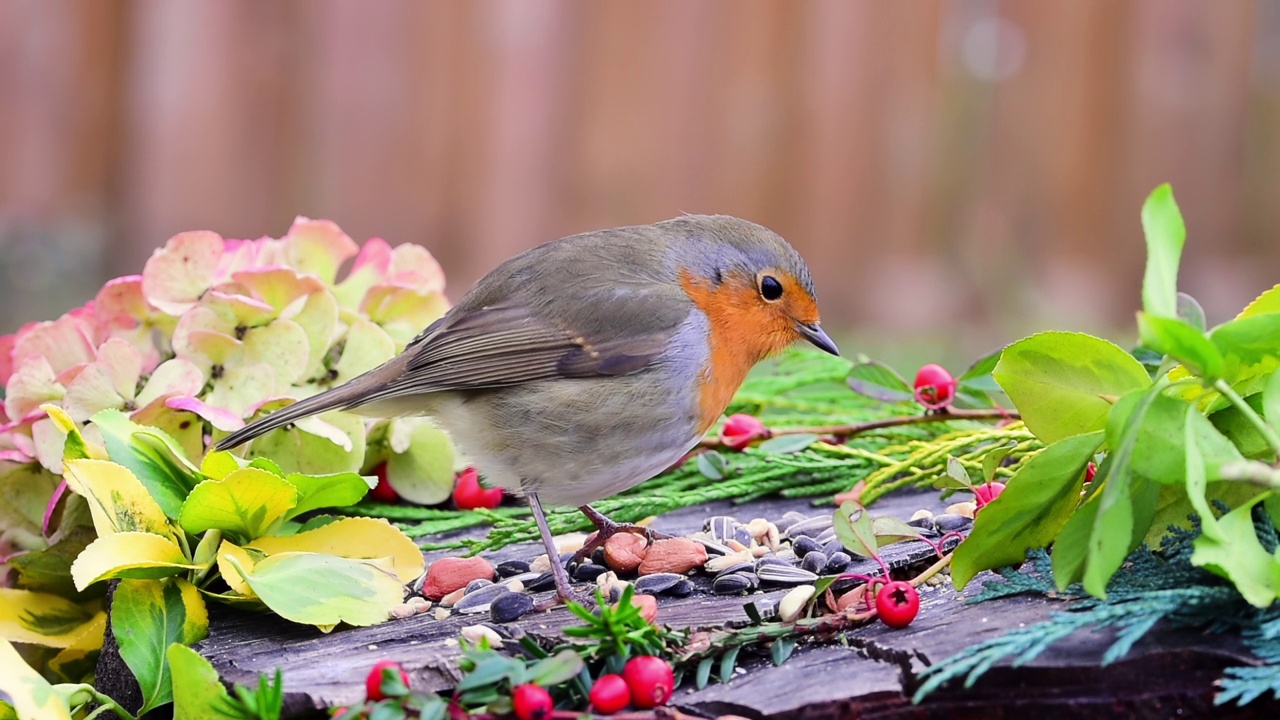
left=199, top=450, right=243, bottom=481
left=225, top=552, right=403, bottom=628
left=40, top=403, right=108, bottom=461
left=62, top=459, right=173, bottom=539
left=0, top=638, right=74, bottom=720
left=214, top=540, right=258, bottom=598
left=250, top=517, right=424, bottom=583
left=0, top=588, right=101, bottom=648
left=386, top=421, right=455, bottom=505
left=71, top=532, right=196, bottom=591
left=112, top=578, right=209, bottom=715
left=178, top=467, right=298, bottom=541
left=48, top=612, right=107, bottom=682
left=168, top=643, right=238, bottom=720
left=1237, top=284, right=1280, bottom=318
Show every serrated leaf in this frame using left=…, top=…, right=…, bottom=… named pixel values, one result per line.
left=994, top=332, right=1152, bottom=443
left=846, top=361, right=915, bottom=402
left=952, top=431, right=1102, bottom=589
left=168, top=643, right=239, bottom=720
left=1106, top=391, right=1242, bottom=487
left=91, top=409, right=200, bottom=518
left=1210, top=313, right=1280, bottom=366
left=946, top=456, right=971, bottom=485
left=756, top=434, right=820, bottom=455
left=71, top=532, right=197, bottom=591
left=249, top=517, right=424, bottom=583
left=833, top=502, right=877, bottom=559
left=112, top=578, right=209, bottom=715
left=225, top=552, right=403, bottom=628
left=178, top=468, right=299, bottom=541
left=697, top=451, right=727, bottom=480
left=62, top=458, right=174, bottom=539
left=526, top=649, right=584, bottom=687
left=981, top=441, right=1017, bottom=482
left=0, top=588, right=100, bottom=648
left=283, top=471, right=372, bottom=518
left=1140, top=183, right=1185, bottom=319
left=1191, top=493, right=1280, bottom=607
left=1137, top=312, right=1224, bottom=379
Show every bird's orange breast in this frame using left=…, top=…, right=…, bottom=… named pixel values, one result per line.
left=679, top=270, right=799, bottom=433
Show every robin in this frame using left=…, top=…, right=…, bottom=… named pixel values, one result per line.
left=217, top=215, right=838, bottom=602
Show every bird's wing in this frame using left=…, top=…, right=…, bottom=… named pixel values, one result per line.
left=352, top=288, right=690, bottom=406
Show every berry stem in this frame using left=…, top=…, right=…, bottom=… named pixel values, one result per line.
left=698, top=407, right=1020, bottom=448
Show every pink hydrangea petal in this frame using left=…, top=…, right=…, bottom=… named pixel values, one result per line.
left=0, top=333, right=16, bottom=397
left=136, top=359, right=205, bottom=408
left=363, top=286, right=450, bottom=349
left=142, top=230, right=226, bottom=315
left=94, top=275, right=149, bottom=330
left=291, top=291, right=339, bottom=379
left=388, top=243, right=446, bottom=293
left=62, top=364, right=125, bottom=422
left=202, top=290, right=276, bottom=326
left=163, top=396, right=245, bottom=432
left=93, top=338, right=144, bottom=401
left=53, top=363, right=90, bottom=386
left=172, top=306, right=235, bottom=360
left=241, top=319, right=310, bottom=390
left=13, top=315, right=96, bottom=376
left=31, top=417, right=66, bottom=474
left=332, top=319, right=395, bottom=385
left=184, top=330, right=241, bottom=366
left=282, top=217, right=359, bottom=285
left=204, top=363, right=278, bottom=418
left=103, top=325, right=162, bottom=376
left=333, top=237, right=392, bottom=309
left=0, top=449, right=30, bottom=463
left=4, top=357, right=65, bottom=421
left=230, top=267, right=325, bottom=314
left=213, top=238, right=263, bottom=282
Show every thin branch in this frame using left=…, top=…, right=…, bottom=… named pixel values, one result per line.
left=698, top=407, right=1020, bottom=449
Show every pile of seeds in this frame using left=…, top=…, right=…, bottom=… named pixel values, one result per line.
left=403, top=507, right=972, bottom=625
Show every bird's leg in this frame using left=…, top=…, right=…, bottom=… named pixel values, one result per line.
left=569, top=504, right=673, bottom=566
left=526, top=491, right=584, bottom=608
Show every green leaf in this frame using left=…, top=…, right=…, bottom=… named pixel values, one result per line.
left=1140, top=183, right=1185, bottom=319
left=1265, top=371, right=1280, bottom=439
left=845, top=360, right=915, bottom=403
left=719, top=646, right=740, bottom=684
left=1083, top=386, right=1165, bottom=598
left=871, top=515, right=924, bottom=546
left=1210, top=313, right=1280, bottom=366
left=1051, top=485, right=1101, bottom=590
left=952, top=431, right=1103, bottom=589
left=1137, top=313, right=1224, bottom=379
left=981, top=441, right=1017, bottom=483
left=946, top=456, right=971, bottom=486
left=1210, top=391, right=1277, bottom=461
left=91, top=409, right=201, bottom=519
left=225, top=552, right=404, bottom=628
left=695, top=656, right=713, bottom=689
left=178, top=468, right=299, bottom=541
left=282, top=471, right=372, bottom=519
left=1177, top=292, right=1207, bottom=331
left=1183, top=410, right=1222, bottom=543
left=247, top=410, right=366, bottom=477
left=833, top=502, right=877, bottom=559
left=993, top=332, right=1151, bottom=443
left=1191, top=493, right=1280, bottom=608
left=0, top=638, right=74, bottom=720
left=526, top=649, right=584, bottom=687
left=168, top=643, right=238, bottom=720
left=756, top=434, right=820, bottom=455
left=1106, top=391, right=1243, bottom=487
left=771, top=637, right=796, bottom=665
left=697, top=451, right=726, bottom=480
left=384, top=422, right=455, bottom=505
left=455, top=654, right=525, bottom=692
left=71, top=532, right=198, bottom=590
left=112, top=577, right=209, bottom=715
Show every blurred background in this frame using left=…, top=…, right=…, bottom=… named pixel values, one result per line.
left=1, top=0, right=1277, bottom=366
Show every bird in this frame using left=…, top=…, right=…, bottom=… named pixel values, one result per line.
left=216, top=215, right=838, bottom=603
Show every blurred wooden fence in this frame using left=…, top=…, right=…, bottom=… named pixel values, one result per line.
left=1, top=0, right=1277, bottom=351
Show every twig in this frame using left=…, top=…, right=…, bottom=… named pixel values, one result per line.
left=698, top=407, right=1021, bottom=448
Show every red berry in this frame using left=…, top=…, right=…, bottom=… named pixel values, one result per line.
left=589, top=673, right=631, bottom=714
left=368, top=463, right=399, bottom=504
left=364, top=659, right=408, bottom=701
left=720, top=414, right=769, bottom=450
left=511, top=684, right=553, bottom=720
left=452, top=467, right=503, bottom=509
left=1084, top=462, right=1097, bottom=484
left=622, top=655, right=674, bottom=709
left=973, top=481, right=1006, bottom=509
left=875, top=581, right=920, bottom=629
left=913, top=364, right=956, bottom=410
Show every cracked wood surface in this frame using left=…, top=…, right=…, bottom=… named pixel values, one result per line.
left=99, top=491, right=1277, bottom=718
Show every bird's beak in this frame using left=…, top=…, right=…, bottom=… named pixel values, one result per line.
left=796, top=322, right=839, bottom=356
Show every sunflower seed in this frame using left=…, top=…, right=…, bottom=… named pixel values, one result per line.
left=495, top=560, right=530, bottom=577
left=464, top=579, right=494, bottom=595
left=453, top=584, right=511, bottom=612
left=825, top=552, right=851, bottom=575
left=705, top=550, right=755, bottom=574
left=756, top=555, right=791, bottom=569
left=775, top=511, right=809, bottom=534
left=490, top=592, right=534, bottom=623
left=572, top=563, right=609, bottom=582
left=801, top=552, right=827, bottom=575
left=933, top=513, right=973, bottom=533
left=713, top=561, right=755, bottom=579
left=822, top=538, right=844, bottom=558
left=784, top=515, right=833, bottom=539
left=757, top=563, right=819, bottom=585
left=524, top=572, right=557, bottom=593
left=792, top=536, right=822, bottom=557
left=692, top=536, right=734, bottom=557
left=635, top=573, right=685, bottom=595
left=712, top=572, right=754, bottom=595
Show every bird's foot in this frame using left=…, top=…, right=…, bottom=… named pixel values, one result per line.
left=569, top=504, right=672, bottom=567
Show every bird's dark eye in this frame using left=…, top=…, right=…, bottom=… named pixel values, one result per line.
left=760, top=275, right=783, bottom=302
